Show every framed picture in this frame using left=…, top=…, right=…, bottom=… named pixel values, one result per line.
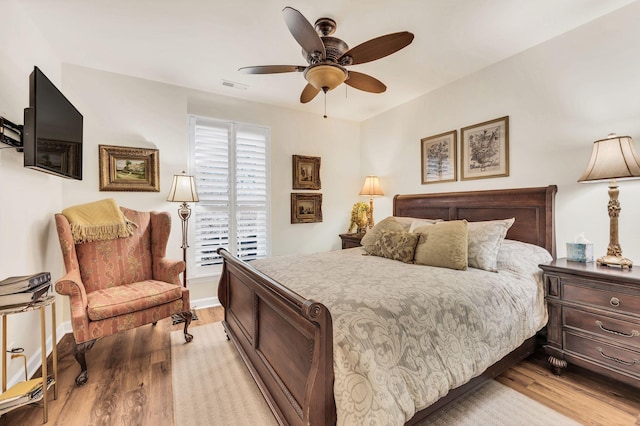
left=291, top=193, right=323, bottom=224
left=460, top=116, right=509, bottom=180
left=292, top=155, right=321, bottom=190
left=99, top=145, right=160, bottom=192
left=421, top=130, right=457, bottom=184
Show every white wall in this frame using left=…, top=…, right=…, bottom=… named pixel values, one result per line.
left=361, top=1, right=640, bottom=264
left=60, top=65, right=361, bottom=301
left=0, top=0, right=65, bottom=386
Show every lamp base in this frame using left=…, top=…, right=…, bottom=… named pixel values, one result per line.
left=597, top=255, right=633, bottom=269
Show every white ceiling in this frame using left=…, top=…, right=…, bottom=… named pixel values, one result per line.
left=19, top=0, right=636, bottom=122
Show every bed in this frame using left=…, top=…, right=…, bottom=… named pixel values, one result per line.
left=217, top=185, right=557, bottom=425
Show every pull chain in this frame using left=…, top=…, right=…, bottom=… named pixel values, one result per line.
left=322, top=87, right=328, bottom=119
left=324, top=91, right=327, bottom=119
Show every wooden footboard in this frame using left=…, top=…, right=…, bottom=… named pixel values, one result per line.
left=217, top=248, right=336, bottom=425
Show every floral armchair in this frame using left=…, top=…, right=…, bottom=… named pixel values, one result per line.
left=54, top=206, right=193, bottom=386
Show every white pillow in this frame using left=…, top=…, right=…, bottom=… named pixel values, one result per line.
left=497, top=239, right=552, bottom=274
left=467, top=218, right=515, bottom=272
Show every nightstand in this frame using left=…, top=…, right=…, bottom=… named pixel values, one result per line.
left=539, top=259, right=640, bottom=388
left=339, top=233, right=363, bottom=249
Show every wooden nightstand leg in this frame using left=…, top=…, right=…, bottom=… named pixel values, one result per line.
left=548, top=355, right=568, bottom=375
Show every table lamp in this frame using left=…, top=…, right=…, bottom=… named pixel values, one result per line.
left=578, top=134, right=640, bottom=268
left=359, top=175, right=384, bottom=229
left=167, top=172, right=199, bottom=286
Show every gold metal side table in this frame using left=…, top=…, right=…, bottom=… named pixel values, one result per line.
left=0, top=296, right=57, bottom=423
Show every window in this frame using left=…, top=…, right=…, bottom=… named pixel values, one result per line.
left=188, top=116, right=270, bottom=278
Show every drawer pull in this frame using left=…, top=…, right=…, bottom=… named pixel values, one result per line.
left=595, top=320, right=640, bottom=338
left=596, top=347, right=639, bottom=366
left=610, top=297, right=620, bottom=307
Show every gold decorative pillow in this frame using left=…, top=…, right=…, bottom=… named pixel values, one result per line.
left=361, top=217, right=406, bottom=255
left=467, top=218, right=515, bottom=272
left=373, top=230, right=419, bottom=263
left=408, top=218, right=442, bottom=233
left=413, top=220, right=468, bottom=270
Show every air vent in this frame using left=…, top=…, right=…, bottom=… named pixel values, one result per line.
left=221, top=80, right=248, bottom=90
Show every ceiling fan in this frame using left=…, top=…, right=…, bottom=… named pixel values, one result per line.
left=239, top=6, right=414, bottom=108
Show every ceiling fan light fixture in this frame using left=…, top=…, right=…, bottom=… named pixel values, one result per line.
left=304, top=64, right=347, bottom=91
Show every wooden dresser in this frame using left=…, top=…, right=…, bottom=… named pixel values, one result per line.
left=539, top=258, right=640, bottom=388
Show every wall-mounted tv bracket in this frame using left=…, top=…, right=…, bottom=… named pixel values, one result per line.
left=0, top=116, right=24, bottom=151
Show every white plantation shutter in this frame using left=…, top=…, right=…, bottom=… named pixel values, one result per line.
left=189, top=116, right=270, bottom=277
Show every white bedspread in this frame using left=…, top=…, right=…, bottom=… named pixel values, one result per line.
left=251, top=241, right=551, bottom=425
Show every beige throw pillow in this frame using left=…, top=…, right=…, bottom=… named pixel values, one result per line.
left=361, top=216, right=406, bottom=255
left=467, top=218, right=515, bottom=272
left=408, top=218, right=443, bottom=233
left=374, top=230, right=419, bottom=263
left=414, top=220, right=468, bottom=270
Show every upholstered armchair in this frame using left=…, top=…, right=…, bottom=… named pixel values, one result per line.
left=54, top=206, right=193, bottom=386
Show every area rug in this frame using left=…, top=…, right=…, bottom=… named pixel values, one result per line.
left=171, top=323, right=579, bottom=426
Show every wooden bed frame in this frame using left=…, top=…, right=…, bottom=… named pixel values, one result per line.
left=217, top=185, right=557, bottom=425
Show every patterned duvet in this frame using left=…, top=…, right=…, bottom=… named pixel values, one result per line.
left=251, top=240, right=552, bottom=425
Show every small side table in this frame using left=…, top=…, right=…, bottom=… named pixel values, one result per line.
left=339, top=233, right=364, bottom=249
left=0, top=296, right=57, bottom=423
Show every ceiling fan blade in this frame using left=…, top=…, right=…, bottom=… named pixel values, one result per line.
left=300, top=84, right=320, bottom=103
left=282, top=7, right=326, bottom=59
left=345, top=71, right=386, bottom=93
left=340, top=32, right=414, bottom=65
left=239, top=65, right=306, bottom=74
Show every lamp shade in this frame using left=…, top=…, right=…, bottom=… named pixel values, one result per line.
left=167, top=173, right=199, bottom=202
left=578, top=134, right=640, bottom=183
left=359, top=175, right=384, bottom=196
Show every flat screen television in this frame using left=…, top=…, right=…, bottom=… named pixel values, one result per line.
left=23, top=66, right=83, bottom=180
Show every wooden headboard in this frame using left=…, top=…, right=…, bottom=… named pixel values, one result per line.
left=393, top=185, right=557, bottom=258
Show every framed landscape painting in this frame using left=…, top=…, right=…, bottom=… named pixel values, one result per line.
left=421, top=130, right=457, bottom=184
left=291, top=193, right=323, bottom=223
left=99, top=145, right=160, bottom=191
left=460, top=116, right=509, bottom=180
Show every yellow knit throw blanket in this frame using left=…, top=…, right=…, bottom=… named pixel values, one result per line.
left=62, top=198, right=136, bottom=244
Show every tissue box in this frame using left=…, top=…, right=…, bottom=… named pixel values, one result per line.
left=566, top=243, right=594, bottom=263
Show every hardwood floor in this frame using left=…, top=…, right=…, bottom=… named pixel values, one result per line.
left=2, top=306, right=639, bottom=425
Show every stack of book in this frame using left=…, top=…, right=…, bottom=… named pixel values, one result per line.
left=0, top=376, right=54, bottom=412
left=0, top=272, right=51, bottom=308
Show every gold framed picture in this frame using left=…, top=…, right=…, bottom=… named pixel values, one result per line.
left=421, top=130, right=457, bottom=184
left=460, top=116, right=509, bottom=180
left=291, top=193, right=323, bottom=223
left=292, top=155, right=321, bottom=190
left=99, top=145, right=160, bottom=192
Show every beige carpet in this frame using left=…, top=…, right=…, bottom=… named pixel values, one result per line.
left=171, top=323, right=579, bottom=426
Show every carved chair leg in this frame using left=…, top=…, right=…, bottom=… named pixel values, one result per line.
left=74, top=339, right=97, bottom=386
left=179, top=311, right=194, bottom=342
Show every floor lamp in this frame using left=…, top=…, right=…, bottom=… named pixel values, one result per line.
left=578, top=134, right=640, bottom=268
left=359, top=175, right=384, bottom=229
left=167, top=172, right=199, bottom=287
